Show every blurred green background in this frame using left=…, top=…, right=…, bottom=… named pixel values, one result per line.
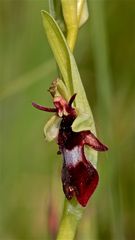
left=0, top=0, right=135, bottom=239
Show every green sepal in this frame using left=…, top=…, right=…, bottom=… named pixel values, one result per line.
left=71, top=109, right=92, bottom=132
left=44, top=115, right=61, bottom=141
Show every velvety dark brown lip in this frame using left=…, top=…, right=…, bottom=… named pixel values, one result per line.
left=62, top=147, right=99, bottom=207
left=32, top=94, right=108, bottom=207
left=58, top=108, right=107, bottom=206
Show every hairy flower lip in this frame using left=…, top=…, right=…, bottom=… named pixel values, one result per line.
left=57, top=97, right=108, bottom=206
left=62, top=149, right=99, bottom=207
left=32, top=94, right=108, bottom=207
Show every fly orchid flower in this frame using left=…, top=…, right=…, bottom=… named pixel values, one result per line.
left=32, top=93, right=108, bottom=207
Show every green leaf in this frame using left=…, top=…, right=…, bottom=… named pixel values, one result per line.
left=41, top=11, right=97, bottom=165
left=41, top=10, right=73, bottom=96
left=41, top=11, right=95, bottom=130
left=70, top=54, right=96, bottom=134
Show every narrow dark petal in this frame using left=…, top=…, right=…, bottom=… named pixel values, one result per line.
left=68, top=93, right=77, bottom=107
left=83, top=131, right=108, bottom=151
left=32, top=102, right=57, bottom=112
left=61, top=147, right=99, bottom=207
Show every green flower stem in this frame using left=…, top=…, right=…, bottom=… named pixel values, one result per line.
left=56, top=199, right=84, bottom=240
left=56, top=2, right=87, bottom=240
left=61, top=0, right=87, bottom=52
left=77, top=0, right=85, bottom=24
left=66, top=26, right=78, bottom=53
left=61, top=0, right=78, bottom=52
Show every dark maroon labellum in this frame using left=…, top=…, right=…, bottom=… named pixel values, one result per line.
left=32, top=94, right=108, bottom=207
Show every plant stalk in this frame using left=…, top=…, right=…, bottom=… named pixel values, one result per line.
left=55, top=1, right=92, bottom=239
left=56, top=199, right=84, bottom=240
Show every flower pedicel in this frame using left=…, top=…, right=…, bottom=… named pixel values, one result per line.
left=32, top=93, right=108, bottom=207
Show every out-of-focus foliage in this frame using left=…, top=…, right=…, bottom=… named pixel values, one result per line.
left=0, top=0, right=135, bottom=239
